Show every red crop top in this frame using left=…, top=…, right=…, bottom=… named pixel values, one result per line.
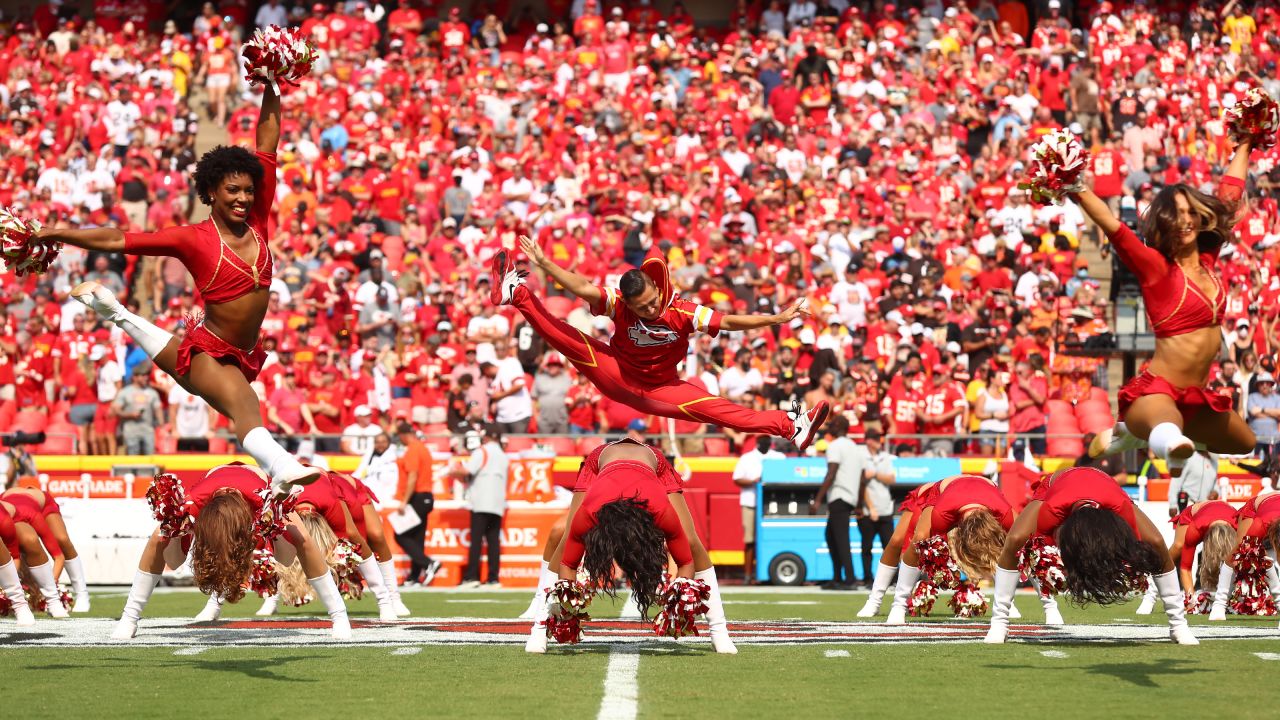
left=3, top=494, right=62, bottom=557
left=562, top=460, right=692, bottom=571
left=927, top=476, right=1014, bottom=535
left=123, top=151, right=277, bottom=305
left=1035, top=466, right=1138, bottom=536
left=297, top=474, right=358, bottom=541
left=1106, top=176, right=1243, bottom=338
left=1241, top=493, right=1280, bottom=538
left=186, top=463, right=268, bottom=518
left=1171, top=500, right=1237, bottom=570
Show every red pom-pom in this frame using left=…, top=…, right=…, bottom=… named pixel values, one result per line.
left=0, top=592, right=12, bottom=617
left=1230, top=538, right=1278, bottom=616
left=906, top=579, right=940, bottom=616
left=248, top=546, right=279, bottom=598
left=653, top=576, right=710, bottom=638
left=1018, top=535, right=1067, bottom=598
left=546, top=579, right=594, bottom=644
left=948, top=580, right=989, bottom=618
left=146, top=472, right=194, bottom=538
left=242, top=26, right=317, bottom=92
left=0, top=207, right=54, bottom=276
left=254, top=487, right=297, bottom=544
left=1018, top=129, right=1088, bottom=206
left=1225, top=87, right=1280, bottom=150
left=1184, top=590, right=1212, bottom=615
left=330, top=538, right=364, bottom=600
left=908, top=535, right=963, bottom=617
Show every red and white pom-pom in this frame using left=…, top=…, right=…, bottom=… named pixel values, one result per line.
left=1018, top=129, right=1088, bottom=206
left=915, top=535, right=960, bottom=590
left=330, top=538, right=364, bottom=600
left=0, top=592, right=11, bottom=617
left=1230, top=538, right=1278, bottom=616
left=1121, top=565, right=1149, bottom=595
left=242, top=25, right=317, bottom=92
left=653, top=576, right=711, bottom=638
left=546, top=579, right=594, bottom=644
left=1184, top=590, right=1213, bottom=615
left=248, top=545, right=279, bottom=598
left=254, top=487, right=298, bottom=544
left=0, top=206, right=52, bottom=276
left=906, top=578, right=940, bottom=616
left=146, top=472, right=194, bottom=539
left=1225, top=87, right=1280, bottom=150
left=23, top=583, right=68, bottom=614
left=948, top=580, right=989, bottom=618
left=1018, top=535, right=1067, bottom=598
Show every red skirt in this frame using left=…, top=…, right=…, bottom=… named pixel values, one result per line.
left=41, top=491, right=60, bottom=518
left=577, top=459, right=684, bottom=495
left=176, top=322, right=267, bottom=382
left=1117, top=371, right=1234, bottom=425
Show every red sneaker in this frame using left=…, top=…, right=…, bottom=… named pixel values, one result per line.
left=490, top=250, right=526, bottom=305
left=791, top=401, right=831, bottom=452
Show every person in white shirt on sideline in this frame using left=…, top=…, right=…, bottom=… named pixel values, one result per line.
left=353, top=432, right=401, bottom=510
left=457, top=425, right=510, bottom=588
left=810, top=415, right=871, bottom=590
left=858, top=432, right=903, bottom=616
left=733, top=436, right=786, bottom=584
left=857, top=429, right=897, bottom=592
left=341, top=405, right=383, bottom=455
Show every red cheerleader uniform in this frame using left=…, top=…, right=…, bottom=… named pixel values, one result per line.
left=898, top=482, right=940, bottom=541
left=297, top=473, right=363, bottom=542
left=121, top=151, right=278, bottom=381
left=3, top=494, right=62, bottom=557
left=927, top=476, right=1015, bottom=534
left=1240, top=493, right=1280, bottom=538
left=1111, top=176, right=1243, bottom=424
left=573, top=439, right=683, bottom=494
left=0, top=504, right=17, bottom=558
left=325, top=471, right=378, bottom=540
left=185, top=463, right=269, bottom=518
left=1170, top=500, right=1237, bottom=571
left=1034, top=466, right=1138, bottom=535
left=562, top=458, right=692, bottom=571
left=1, top=488, right=60, bottom=519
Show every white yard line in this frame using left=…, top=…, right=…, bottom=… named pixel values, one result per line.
left=1254, top=652, right=1280, bottom=661
left=391, top=647, right=422, bottom=656
left=173, top=646, right=207, bottom=656
left=824, top=649, right=851, bottom=658
left=597, top=644, right=640, bottom=720
left=1040, top=650, right=1069, bottom=659
left=619, top=592, right=643, bottom=619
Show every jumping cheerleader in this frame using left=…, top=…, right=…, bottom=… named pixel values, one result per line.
left=1081, top=138, right=1256, bottom=473
left=1135, top=499, right=1238, bottom=614
left=1, top=487, right=88, bottom=611
left=244, top=471, right=403, bottom=620
left=985, top=466, right=1194, bottom=644
left=113, top=463, right=352, bottom=640
left=0, top=504, right=39, bottom=624
left=1206, top=491, right=1280, bottom=621
left=0, top=493, right=68, bottom=618
left=884, top=475, right=1063, bottom=626
left=493, top=238, right=828, bottom=452
left=33, top=83, right=317, bottom=496
left=524, top=438, right=736, bottom=654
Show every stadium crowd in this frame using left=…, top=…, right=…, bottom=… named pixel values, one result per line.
left=1, top=0, right=1279, bottom=464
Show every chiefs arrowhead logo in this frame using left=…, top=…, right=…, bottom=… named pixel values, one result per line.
left=627, top=321, right=679, bottom=347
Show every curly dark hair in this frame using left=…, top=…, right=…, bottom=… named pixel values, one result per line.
left=1139, top=184, right=1235, bottom=260
left=191, top=491, right=256, bottom=604
left=193, top=145, right=265, bottom=206
left=1058, top=507, right=1163, bottom=606
left=581, top=497, right=669, bottom=618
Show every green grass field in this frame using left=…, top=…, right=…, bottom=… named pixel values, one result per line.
left=3, top=588, right=1279, bottom=719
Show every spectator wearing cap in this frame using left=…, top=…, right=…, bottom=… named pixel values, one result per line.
left=342, top=405, right=382, bottom=455
left=733, top=435, right=785, bottom=583
left=357, top=286, right=402, bottom=351
left=354, top=432, right=402, bottom=510
left=112, top=364, right=162, bottom=455
left=531, top=355, right=571, bottom=435
left=458, top=424, right=508, bottom=588
left=858, top=428, right=896, bottom=589
left=1247, top=372, right=1280, bottom=473
left=919, top=363, right=968, bottom=457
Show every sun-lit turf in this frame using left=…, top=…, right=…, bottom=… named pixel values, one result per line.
left=3, top=588, right=1279, bottom=719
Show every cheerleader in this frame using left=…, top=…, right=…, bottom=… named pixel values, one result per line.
left=2, top=487, right=89, bottom=611
left=113, top=464, right=353, bottom=640
left=985, top=466, right=1194, bottom=644
left=884, top=475, right=1063, bottom=626
left=1206, top=492, right=1280, bottom=621
left=856, top=482, right=937, bottom=618
left=0, top=494, right=68, bottom=618
left=1136, top=499, right=1238, bottom=614
left=0, top=505, right=38, bottom=624
left=328, top=471, right=411, bottom=616
left=1079, top=138, right=1256, bottom=473
left=241, top=471, right=401, bottom=620
left=524, top=438, right=736, bottom=654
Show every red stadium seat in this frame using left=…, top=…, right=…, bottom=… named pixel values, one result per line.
left=0, top=400, right=14, bottom=429
left=1078, top=413, right=1114, bottom=435
left=48, top=400, right=70, bottom=425
left=13, top=410, right=48, bottom=433
left=155, top=425, right=177, bottom=454
left=1046, top=400, right=1074, bottom=418
left=391, top=398, right=413, bottom=420
left=1073, top=399, right=1112, bottom=420
left=1047, top=438, right=1085, bottom=458
left=543, top=296, right=578, bottom=318
left=702, top=438, right=730, bottom=456
left=1088, top=387, right=1109, bottom=404
left=548, top=436, right=578, bottom=457
left=504, top=436, right=535, bottom=453
left=423, top=423, right=449, bottom=435
left=36, top=422, right=79, bottom=454
left=577, top=436, right=606, bottom=455
left=208, top=437, right=230, bottom=454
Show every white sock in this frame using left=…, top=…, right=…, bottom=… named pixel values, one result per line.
left=357, top=555, right=391, bottom=603
left=241, top=426, right=304, bottom=480
left=378, top=560, right=401, bottom=600
left=535, top=560, right=555, bottom=592
left=1267, top=552, right=1280, bottom=599
left=308, top=572, right=348, bottom=621
left=1154, top=569, right=1191, bottom=629
left=27, top=560, right=61, bottom=601
left=887, top=562, right=921, bottom=618
left=1211, top=563, right=1235, bottom=614
left=0, top=559, right=29, bottom=609
left=1148, top=422, right=1189, bottom=460
left=121, top=570, right=160, bottom=623
left=81, top=285, right=174, bottom=359
left=868, top=562, right=897, bottom=602
left=989, top=566, right=1020, bottom=625
left=65, top=556, right=88, bottom=595
left=693, top=567, right=729, bottom=634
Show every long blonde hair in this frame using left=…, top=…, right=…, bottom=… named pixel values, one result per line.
left=1197, top=521, right=1237, bottom=591
left=275, top=510, right=341, bottom=606
left=949, top=509, right=1006, bottom=582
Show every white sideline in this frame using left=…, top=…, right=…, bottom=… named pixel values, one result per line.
left=392, top=647, right=423, bottom=656
left=1255, top=653, right=1280, bottom=661
left=173, top=646, right=207, bottom=656
left=824, top=650, right=850, bottom=658
left=597, top=644, right=640, bottom=720
left=619, top=593, right=642, bottom=620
